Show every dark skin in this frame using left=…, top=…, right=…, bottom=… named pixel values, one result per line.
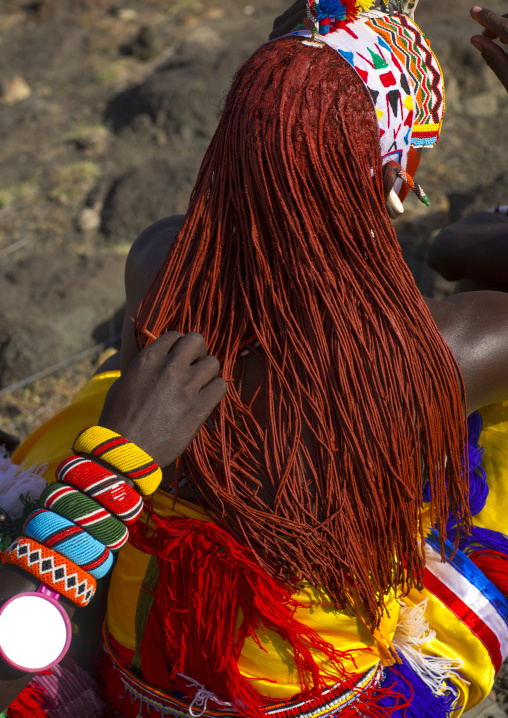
left=3, top=5, right=508, bottom=710
left=470, top=6, right=508, bottom=89
left=428, top=8, right=508, bottom=290
left=427, top=211, right=508, bottom=290
left=102, top=331, right=226, bottom=467
left=121, top=211, right=508, bottom=427
left=121, top=217, right=270, bottom=500
left=0, top=332, right=226, bottom=710
left=0, top=429, right=19, bottom=454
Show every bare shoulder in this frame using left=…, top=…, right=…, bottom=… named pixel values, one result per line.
left=427, top=291, right=508, bottom=412
left=126, top=215, right=185, bottom=307
left=121, top=215, right=185, bottom=371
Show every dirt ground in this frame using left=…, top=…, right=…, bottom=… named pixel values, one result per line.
left=1, top=0, right=508, bottom=425
left=1, top=0, right=508, bottom=709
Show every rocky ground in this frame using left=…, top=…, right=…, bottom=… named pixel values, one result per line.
left=1, top=0, right=508, bottom=427
left=0, top=0, right=508, bottom=709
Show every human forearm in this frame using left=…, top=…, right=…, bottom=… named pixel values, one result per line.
left=0, top=564, right=76, bottom=710
left=427, top=213, right=508, bottom=286
left=0, top=333, right=226, bottom=712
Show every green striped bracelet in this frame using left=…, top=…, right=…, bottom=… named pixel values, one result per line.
left=40, top=482, right=129, bottom=552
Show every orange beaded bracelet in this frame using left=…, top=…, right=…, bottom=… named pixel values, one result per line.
left=4, top=537, right=96, bottom=608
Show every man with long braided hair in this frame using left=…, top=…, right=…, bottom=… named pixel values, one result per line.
left=7, top=3, right=508, bottom=718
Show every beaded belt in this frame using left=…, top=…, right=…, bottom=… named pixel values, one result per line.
left=103, top=623, right=383, bottom=718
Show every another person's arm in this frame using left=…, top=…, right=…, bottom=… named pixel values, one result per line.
left=0, top=332, right=226, bottom=710
left=426, top=9, right=508, bottom=288
left=427, top=290, right=508, bottom=412
left=470, top=6, right=508, bottom=89
left=427, top=212, right=508, bottom=289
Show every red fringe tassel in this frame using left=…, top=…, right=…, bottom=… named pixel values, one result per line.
left=101, top=659, right=140, bottom=718
left=469, top=550, right=508, bottom=597
left=129, top=515, right=369, bottom=718
left=7, top=683, right=48, bottom=718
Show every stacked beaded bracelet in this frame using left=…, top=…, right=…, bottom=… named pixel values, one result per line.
left=5, top=428, right=160, bottom=601
left=1, top=535, right=97, bottom=671
left=4, top=462, right=140, bottom=606
left=23, top=508, right=113, bottom=579
left=1, top=428, right=162, bottom=672
left=40, top=482, right=129, bottom=552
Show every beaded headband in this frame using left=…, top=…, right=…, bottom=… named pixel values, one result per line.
left=297, top=0, right=444, bottom=171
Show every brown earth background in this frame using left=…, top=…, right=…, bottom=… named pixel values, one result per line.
left=1, top=0, right=508, bottom=710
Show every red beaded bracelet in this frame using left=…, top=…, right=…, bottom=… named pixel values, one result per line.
left=57, top=456, right=144, bottom=525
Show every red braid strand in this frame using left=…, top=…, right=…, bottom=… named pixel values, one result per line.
left=136, top=37, right=469, bottom=629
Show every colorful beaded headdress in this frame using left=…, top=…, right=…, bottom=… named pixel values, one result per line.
left=297, top=0, right=444, bottom=170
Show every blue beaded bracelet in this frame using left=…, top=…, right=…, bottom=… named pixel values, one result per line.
left=23, top=508, right=113, bottom=579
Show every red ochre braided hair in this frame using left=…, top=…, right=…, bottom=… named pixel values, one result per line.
left=136, top=36, right=470, bottom=628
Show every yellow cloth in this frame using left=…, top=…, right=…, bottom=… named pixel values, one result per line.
left=402, top=587, right=492, bottom=713
left=474, top=400, right=508, bottom=535
left=109, top=490, right=399, bottom=699
left=11, top=374, right=507, bottom=711
left=12, top=371, right=120, bottom=483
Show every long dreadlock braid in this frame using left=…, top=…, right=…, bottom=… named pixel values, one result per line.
left=136, top=36, right=469, bottom=629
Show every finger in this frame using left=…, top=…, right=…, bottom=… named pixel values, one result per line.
left=471, top=35, right=508, bottom=89
left=197, top=376, right=228, bottom=412
left=189, top=355, right=221, bottom=390
left=471, top=6, right=508, bottom=43
left=140, top=331, right=184, bottom=359
left=126, top=332, right=184, bottom=376
left=168, top=332, right=208, bottom=366
left=481, top=15, right=508, bottom=41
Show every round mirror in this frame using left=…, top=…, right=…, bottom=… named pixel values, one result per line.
left=0, top=593, right=71, bottom=672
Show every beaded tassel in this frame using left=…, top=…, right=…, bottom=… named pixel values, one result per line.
left=396, top=169, right=430, bottom=206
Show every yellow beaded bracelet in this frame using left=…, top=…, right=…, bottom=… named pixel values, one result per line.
left=73, top=426, right=163, bottom=496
